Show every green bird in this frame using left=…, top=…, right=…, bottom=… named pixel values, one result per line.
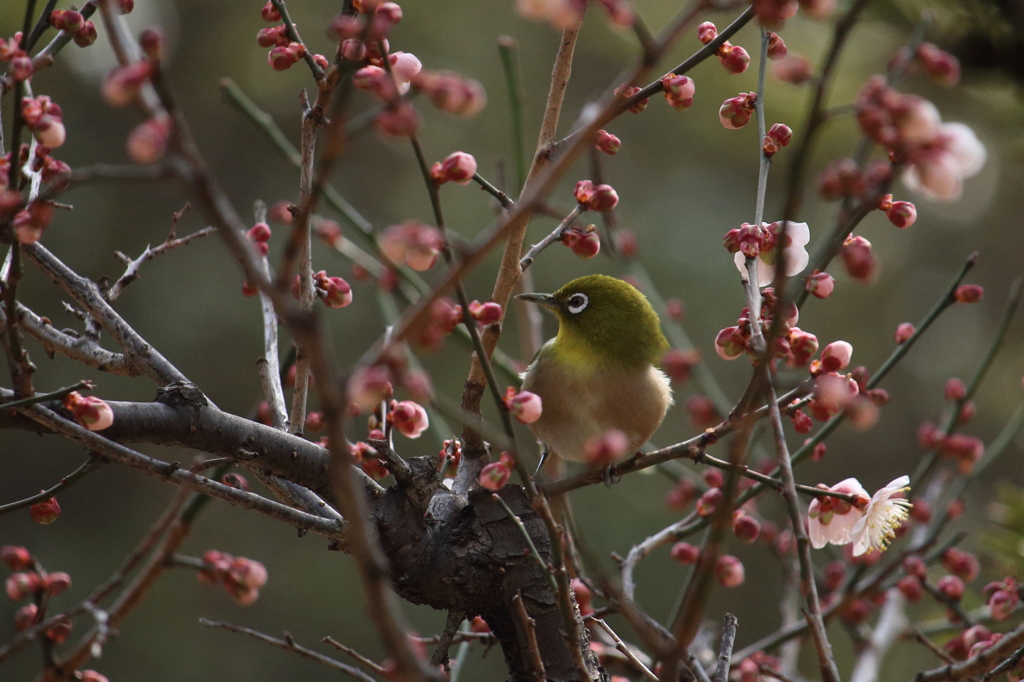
left=516, top=274, right=673, bottom=464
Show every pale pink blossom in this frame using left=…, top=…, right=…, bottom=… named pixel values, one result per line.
left=388, top=51, right=422, bottom=94
left=63, top=392, right=114, bottom=431
left=820, top=341, right=852, bottom=372
left=392, top=400, right=429, bottom=439
left=504, top=389, right=542, bottom=424
left=903, top=122, right=986, bottom=202
left=808, top=478, right=869, bottom=549
left=734, top=221, right=810, bottom=287
left=851, top=476, right=912, bottom=556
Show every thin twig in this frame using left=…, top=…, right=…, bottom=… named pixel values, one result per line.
left=105, top=226, right=214, bottom=301
left=514, top=592, right=546, bottom=681
left=593, top=617, right=659, bottom=682
left=323, top=636, right=388, bottom=674
left=519, top=204, right=585, bottom=270
left=0, top=455, right=102, bottom=516
left=713, top=614, right=738, bottom=682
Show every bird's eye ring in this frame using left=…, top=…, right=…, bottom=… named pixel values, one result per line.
left=567, top=293, right=588, bottom=314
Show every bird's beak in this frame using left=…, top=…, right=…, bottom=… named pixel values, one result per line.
left=515, top=292, right=559, bottom=310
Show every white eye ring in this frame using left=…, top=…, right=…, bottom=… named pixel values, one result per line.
left=567, top=293, right=588, bottom=314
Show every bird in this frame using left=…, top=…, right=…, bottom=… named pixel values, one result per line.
left=516, top=274, right=673, bottom=466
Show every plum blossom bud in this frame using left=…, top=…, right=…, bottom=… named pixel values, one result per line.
left=375, top=2, right=403, bottom=29
left=504, top=388, right=542, bottom=424
left=732, top=511, right=761, bottom=543
left=697, top=22, right=717, bottom=44
left=773, top=54, right=812, bottom=84
left=268, top=43, right=305, bottom=71
left=391, top=400, right=429, bottom=438
left=574, top=180, right=619, bottom=211
left=438, top=151, right=477, bottom=184
left=22, top=96, right=66, bottom=149
left=583, top=429, right=630, bottom=466
left=891, top=322, right=915, bottom=345
left=468, top=300, right=502, bottom=325
left=937, top=575, right=965, bottom=601
left=479, top=456, right=513, bottom=491
left=661, top=74, right=695, bottom=110
left=594, top=129, right=621, bottom=155
left=696, top=487, right=722, bottom=517
left=984, top=579, right=1020, bottom=621
left=897, top=575, right=924, bottom=602
left=127, top=116, right=171, bottom=164
left=381, top=221, right=444, bottom=271
left=841, top=235, right=877, bottom=281
left=716, top=555, right=745, bottom=587
left=73, top=21, right=97, bottom=47
left=944, top=378, right=966, bottom=402
left=719, top=92, right=756, bottom=129
left=561, top=225, right=601, bottom=260
left=1, top=546, right=31, bottom=572
left=917, top=43, right=960, bottom=87
left=102, top=61, right=155, bottom=107
left=954, top=284, right=983, bottom=304
left=347, top=366, right=393, bottom=411
left=764, top=123, right=792, bottom=156
left=44, top=572, right=71, bottom=596
left=46, top=620, right=73, bottom=643
left=886, top=201, right=917, bottom=228
left=261, top=1, right=282, bottom=21
left=51, top=9, right=85, bottom=32
left=13, top=201, right=54, bottom=245
left=820, top=341, right=852, bottom=372
left=942, top=548, right=980, bottom=582
left=791, top=410, right=812, bottom=433
left=806, top=270, right=835, bottom=299
left=375, top=101, right=420, bottom=137
left=6, top=572, right=41, bottom=600
left=413, top=70, right=487, bottom=118
left=140, top=29, right=164, bottom=60
left=14, top=603, right=37, bottom=631
left=719, top=44, right=750, bottom=74
left=257, top=25, right=289, bottom=48
left=670, top=542, right=700, bottom=565
left=766, top=32, right=787, bottom=60
left=248, top=222, right=272, bottom=244
left=715, top=326, right=745, bottom=360
left=389, top=51, right=423, bottom=93
left=342, top=39, right=367, bottom=61
left=703, top=469, right=724, bottom=489
left=614, top=84, right=648, bottom=113
left=321, top=276, right=353, bottom=308
left=63, top=391, right=114, bottom=431
left=30, top=497, right=61, bottom=525
left=119, top=0, right=135, bottom=13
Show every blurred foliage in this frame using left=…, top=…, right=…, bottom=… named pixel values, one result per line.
left=985, top=484, right=1024, bottom=578
left=1, top=0, right=1023, bottom=681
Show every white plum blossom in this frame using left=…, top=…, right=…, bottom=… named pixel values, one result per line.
left=735, top=221, right=811, bottom=287
left=903, top=122, right=986, bottom=202
left=851, top=476, right=913, bottom=556
left=807, top=478, right=869, bottom=549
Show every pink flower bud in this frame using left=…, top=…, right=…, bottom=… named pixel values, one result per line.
left=594, top=129, right=621, bottom=155
left=715, top=326, right=745, bottom=360
left=354, top=63, right=387, bottom=90
left=670, top=542, right=700, bottom=565
left=376, top=2, right=403, bottom=28
left=118, top=0, right=135, bottom=13
left=469, top=616, right=490, bottom=633
left=942, top=548, right=980, bottom=582
left=764, top=123, right=793, bottom=156
left=686, top=394, right=720, bottom=429
left=820, top=341, right=852, bottom=372
left=468, top=300, right=503, bottom=325
left=840, top=599, right=872, bottom=625
left=347, top=366, right=393, bottom=412
left=614, top=84, right=648, bottom=113
left=381, top=221, right=444, bottom=271
left=81, top=672, right=110, bottom=682
left=806, top=270, right=834, bottom=299
left=661, top=74, right=695, bottom=110
left=268, top=44, right=300, bottom=70
left=811, top=442, right=827, bottom=461
left=389, top=51, right=423, bottom=87
left=14, top=603, right=38, bottom=631
left=139, top=28, right=164, bottom=60
left=988, top=588, right=1019, bottom=621
left=74, top=21, right=97, bottom=47
left=896, top=575, right=924, bottom=602
left=703, top=469, right=724, bottom=488
left=886, top=201, right=917, bottom=228
left=342, top=39, right=367, bottom=62
left=944, top=377, right=966, bottom=402
left=392, top=400, right=429, bottom=438
left=719, top=44, right=750, bottom=74
left=504, top=388, right=542, bottom=424
left=892, top=322, right=915, bottom=345
left=375, top=102, right=420, bottom=137
left=60, top=9, right=86, bottom=32
left=917, top=43, right=960, bottom=87
left=715, top=555, right=745, bottom=588
left=937, top=575, right=965, bottom=601
left=1, top=546, right=31, bottom=572
left=766, top=32, right=787, bottom=60
left=261, top=1, right=281, bottom=22
left=791, top=410, right=812, bottom=433
left=44, top=572, right=71, bottom=596
left=321, top=276, right=353, bottom=308
left=127, top=116, right=171, bottom=164
left=583, top=429, right=630, bottom=466
left=479, top=460, right=511, bottom=491
left=439, top=151, right=477, bottom=184
left=696, top=487, right=723, bottom=517
left=661, top=348, right=701, bottom=384
left=719, top=92, right=756, bottom=130
left=697, top=21, right=717, bottom=44
left=841, top=235, right=877, bottom=281
left=63, top=391, right=115, bottom=431
left=6, top=572, right=40, bottom=600
left=773, top=54, right=812, bottom=84
left=102, top=61, right=155, bottom=107
left=732, top=511, right=761, bottom=543
left=248, top=222, right=272, bottom=243
left=561, top=226, right=601, bottom=260
left=30, top=497, right=61, bottom=525
left=954, top=284, right=983, bottom=304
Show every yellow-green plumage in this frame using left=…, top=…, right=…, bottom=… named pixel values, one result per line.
left=517, top=275, right=673, bottom=463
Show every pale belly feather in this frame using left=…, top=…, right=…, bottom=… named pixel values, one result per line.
left=521, top=347, right=672, bottom=462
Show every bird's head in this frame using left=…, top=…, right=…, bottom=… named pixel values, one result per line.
left=516, top=274, right=668, bottom=370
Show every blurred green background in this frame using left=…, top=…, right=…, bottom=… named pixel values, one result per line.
left=2, top=0, right=1023, bottom=679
